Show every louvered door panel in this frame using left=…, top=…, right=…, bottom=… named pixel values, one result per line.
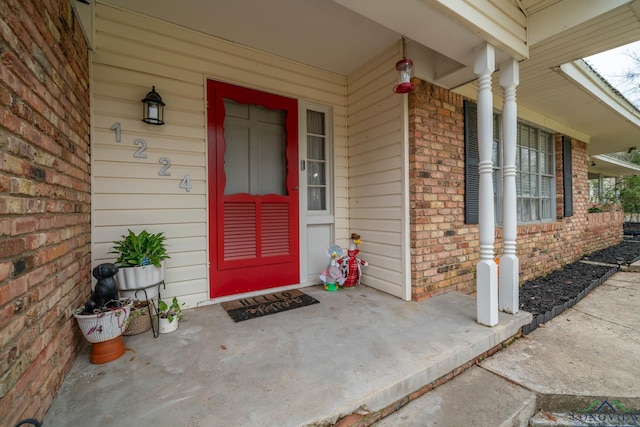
left=261, top=202, right=290, bottom=257
left=224, top=202, right=257, bottom=260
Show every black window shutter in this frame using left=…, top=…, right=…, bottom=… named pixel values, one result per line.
left=562, top=136, right=573, bottom=217
left=464, top=100, right=479, bottom=224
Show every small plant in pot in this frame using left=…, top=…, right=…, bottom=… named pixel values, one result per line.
left=157, top=296, right=184, bottom=334
left=110, top=229, right=170, bottom=299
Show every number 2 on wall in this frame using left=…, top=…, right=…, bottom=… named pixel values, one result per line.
left=158, top=157, right=171, bottom=176
left=133, top=139, right=147, bottom=158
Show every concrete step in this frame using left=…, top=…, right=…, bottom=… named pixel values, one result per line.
left=628, top=260, right=640, bottom=272
left=373, top=366, right=536, bottom=427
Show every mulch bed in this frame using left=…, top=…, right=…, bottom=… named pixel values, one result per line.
left=518, top=238, right=640, bottom=334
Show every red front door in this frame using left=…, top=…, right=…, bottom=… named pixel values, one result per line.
left=207, top=81, right=299, bottom=298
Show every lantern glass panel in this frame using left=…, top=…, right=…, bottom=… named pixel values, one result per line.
left=148, top=103, right=159, bottom=120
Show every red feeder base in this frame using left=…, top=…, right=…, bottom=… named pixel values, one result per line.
left=90, top=336, right=125, bottom=364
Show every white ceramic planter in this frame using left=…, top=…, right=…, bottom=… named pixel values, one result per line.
left=74, top=303, right=131, bottom=343
left=116, top=261, right=165, bottom=299
left=158, top=316, right=178, bottom=334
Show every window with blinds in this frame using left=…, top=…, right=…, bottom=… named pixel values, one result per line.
left=464, top=100, right=556, bottom=224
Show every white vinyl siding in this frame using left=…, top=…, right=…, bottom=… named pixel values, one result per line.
left=346, top=43, right=409, bottom=299
left=91, top=3, right=349, bottom=307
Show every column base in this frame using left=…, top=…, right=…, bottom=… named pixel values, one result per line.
left=477, top=259, right=498, bottom=326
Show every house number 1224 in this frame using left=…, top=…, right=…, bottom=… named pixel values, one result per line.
left=111, top=122, right=191, bottom=192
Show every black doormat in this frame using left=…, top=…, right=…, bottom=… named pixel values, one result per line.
left=221, top=289, right=319, bottom=322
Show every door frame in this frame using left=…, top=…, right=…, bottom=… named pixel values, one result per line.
left=298, top=101, right=335, bottom=284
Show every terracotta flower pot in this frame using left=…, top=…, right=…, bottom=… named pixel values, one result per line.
left=74, top=303, right=132, bottom=364
left=89, top=336, right=126, bottom=364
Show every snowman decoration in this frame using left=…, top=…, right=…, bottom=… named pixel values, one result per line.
left=338, top=233, right=368, bottom=288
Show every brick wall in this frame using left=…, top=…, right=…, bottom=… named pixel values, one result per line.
left=408, top=80, right=622, bottom=301
left=0, top=1, right=91, bottom=425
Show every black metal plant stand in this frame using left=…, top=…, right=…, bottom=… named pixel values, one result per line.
left=130, top=280, right=165, bottom=338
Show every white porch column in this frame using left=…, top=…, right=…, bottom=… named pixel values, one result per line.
left=499, top=58, right=520, bottom=314
left=474, top=44, right=498, bottom=326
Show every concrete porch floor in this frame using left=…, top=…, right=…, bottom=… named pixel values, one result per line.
left=43, top=285, right=530, bottom=427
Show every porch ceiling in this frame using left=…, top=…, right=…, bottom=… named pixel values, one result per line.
left=97, top=0, right=494, bottom=80
left=98, top=0, right=402, bottom=76
left=97, top=0, right=640, bottom=156
left=589, top=154, right=640, bottom=177
left=513, top=0, right=640, bottom=155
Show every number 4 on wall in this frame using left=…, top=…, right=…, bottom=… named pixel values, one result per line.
left=180, top=175, right=192, bottom=192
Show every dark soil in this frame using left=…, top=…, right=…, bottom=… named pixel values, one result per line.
left=623, top=222, right=640, bottom=238
left=519, top=239, right=640, bottom=317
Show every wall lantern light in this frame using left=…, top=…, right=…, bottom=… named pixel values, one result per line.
left=141, top=86, right=165, bottom=125
left=393, top=37, right=415, bottom=94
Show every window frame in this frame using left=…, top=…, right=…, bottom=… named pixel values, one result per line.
left=300, top=103, right=333, bottom=217
left=495, top=118, right=556, bottom=224
left=465, top=100, right=557, bottom=225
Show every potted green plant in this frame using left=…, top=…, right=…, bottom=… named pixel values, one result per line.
left=110, top=229, right=170, bottom=298
left=157, top=296, right=184, bottom=334
left=73, top=302, right=132, bottom=363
